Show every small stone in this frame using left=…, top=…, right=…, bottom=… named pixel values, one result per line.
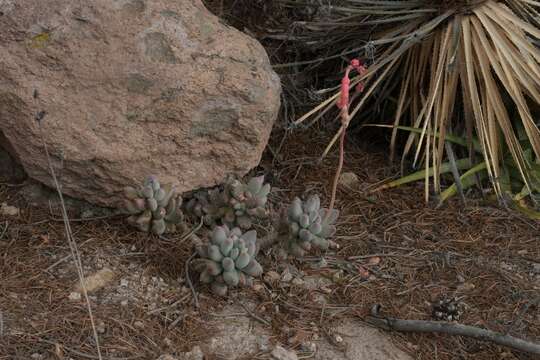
left=457, top=282, right=475, bottom=292
left=252, top=283, right=264, bottom=292
left=120, top=299, right=129, bottom=306
left=332, top=270, right=343, bottom=281
left=328, top=240, right=339, bottom=249
left=281, top=269, right=293, bottom=283
left=264, top=271, right=280, bottom=283
left=120, top=278, right=129, bottom=287
left=156, top=355, right=177, bottom=360
left=300, top=341, right=316, bottom=353
left=338, top=172, right=359, bottom=188
left=0, top=202, right=19, bottom=216
left=75, top=268, right=115, bottom=293
left=134, top=320, right=144, bottom=329
left=80, top=209, right=95, bottom=219
left=257, top=335, right=271, bottom=352
left=96, top=321, right=106, bottom=334
left=68, top=292, right=81, bottom=301
left=456, top=274, right=465, bottom=283
left=178, top=346, right=204, bottom=360
left=302, top=276, right=333, bottom=291
left=271, top=345, right=298, bottom=360
left=320, top=286, right=332, bottom=294
left=31, top=353, right=44, bottom=360
left=312, top=258, right=328, bottom=269
left=291, top=278, right=304, bottom=287
left=334, top=334, right=343, bottom=343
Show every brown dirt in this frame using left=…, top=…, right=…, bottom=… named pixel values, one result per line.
left=0, top=128, right=539, bottom=360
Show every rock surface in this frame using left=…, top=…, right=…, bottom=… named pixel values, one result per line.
left=0, top=0, right=281, bottom=207
left=205, top=303, right=270, bottom=358
left=199, top=303, right=412, bottom=360
left=314, top=319, right=413, bottom=360
left=271, top=345, right=298, bottom=360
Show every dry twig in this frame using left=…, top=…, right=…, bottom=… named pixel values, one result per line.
left=37, top=119, right=103, bottom=360
left=367, top=306, right=540, bottom=355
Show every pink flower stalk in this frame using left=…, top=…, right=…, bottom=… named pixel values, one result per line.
left=327, top=58, right=368, bottom=220
left=337, top=58, right=367, bottom=111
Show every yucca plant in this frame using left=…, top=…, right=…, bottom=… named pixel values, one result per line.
left=284, top=0, right=540, bottom=204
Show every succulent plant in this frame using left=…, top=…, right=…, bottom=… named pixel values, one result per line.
left=193, top=225, right=263, bottom=296
left=285, top=194, right=339, bottom=257
left=184, top=176, right=270, bottom=230
left=122, top=176, right=184, bottom=235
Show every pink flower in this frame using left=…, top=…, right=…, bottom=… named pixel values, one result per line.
left=338, top=75, right=350, bottom=109
left=337, top=58, right=367, bottom=109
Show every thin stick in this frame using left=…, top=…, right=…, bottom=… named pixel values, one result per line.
left=0, top=221, right=7, bottom=240
left=366, top=314, right=540, bottom=355
left=185, top=251, right=199, bottom=309
left=327, top=123, right=346, bottom=216
left=36, top=337, right=140, bottom=360
left=239, top=302, right=271, bottom=326
left=50, top=214, right=122, bottom=222
left=37, top=123, right=103, bottom=360
left=159, top=216, right=203, bottom=243
left=444, top=142, right=466, bottom=203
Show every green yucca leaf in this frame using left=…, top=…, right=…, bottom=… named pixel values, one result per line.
left=439, top=161, right=488, bottom=202
left=376, top=158, right=475, bottom=190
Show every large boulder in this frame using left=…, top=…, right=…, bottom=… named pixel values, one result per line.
left=0, top=0, right=281, bottom=207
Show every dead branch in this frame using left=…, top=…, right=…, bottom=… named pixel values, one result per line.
left=366, top=306, right=540, bottom=355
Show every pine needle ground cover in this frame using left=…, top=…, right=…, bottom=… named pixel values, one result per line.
left=2, top=131, right=539, bottom=360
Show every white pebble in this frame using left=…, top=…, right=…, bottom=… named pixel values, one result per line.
left=68, top=292, right=81, bottom=301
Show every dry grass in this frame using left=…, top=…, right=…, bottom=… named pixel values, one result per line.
left=0, top=128, right=539, bottom=360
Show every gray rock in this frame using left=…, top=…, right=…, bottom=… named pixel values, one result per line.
left=0, top=0, right=281, bottom=207
left=20, top=180, right=117, bottom=215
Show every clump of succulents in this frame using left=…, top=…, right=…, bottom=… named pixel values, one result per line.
left=184, top=176, right=270, bottom=230
left=193, top=225, right=263, bottom=296
left=122, top=176, right=184, bottom=235
left=285, top=194, right=339, bottom=257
